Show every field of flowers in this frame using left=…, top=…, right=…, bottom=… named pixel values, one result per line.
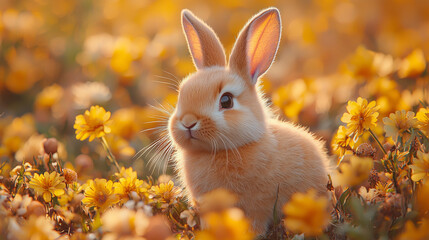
left=1, top=0, right=429, bottom=239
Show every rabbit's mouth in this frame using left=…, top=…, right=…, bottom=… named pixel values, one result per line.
left=186, top=129, right=198, bottom=140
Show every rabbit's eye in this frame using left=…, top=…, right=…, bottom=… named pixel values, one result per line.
left=220, top=92, right=234, bottom=109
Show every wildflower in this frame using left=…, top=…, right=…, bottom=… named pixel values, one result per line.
left=150, top=180, right=181, bottom=204
left=111, top=108, right=140, bottom=140
left=180, top=209, right=197, bottom=227
left=34, top=84, right=64, bottom=110
left=196, top=208, right=254, bottom=240
left=271, top=79, right=313, bottom=122
left=410, top=151, right=429, bottom=182
left=14, top=134, right=45, bottom=164
left=341, top=97, right=379, bottom=138
left=332, top=126, right=355, bottom=157
left=10, top=162, right=33, bottom=178
left=338, top=156, right=374, bottom=187
left=63, top=168, right=78, bottom=184
left=397, top=218, right=429, bottom=240
left=2, top=114, right=36, bottom=154
left=57, top=188, right=76, bottom=206
left=102, top=208, right=149, bottom=239
left=28, top=172, right=66, bottom=202
left=198, top=188, right=238, bottom=214
left=375, top=181, right=392, bottom=196
left=105, top=135, right=135, bottom=159
left=10, top=194, right=32, bottom=216
left=383, top=110, right=417, bottom=141
left=115, top=166, right=138, bottom=179
left=283, top=189, right=330, bottom=236
left=398, top=49, right=426, bottom=78
left=10, top=215, right=59, bottom=240
left=358, top=186, right=382, bottom=204
left=416, top=107, right=429, bottom=135
left=74, top=105, right=112, bottom=142
left=114, top=176, right=146, bottom=203
left=346, top=45, right=376, bottom=79
left=71, top=81, right=112, bottom=109
left=82, top=179, right=119, bottom=212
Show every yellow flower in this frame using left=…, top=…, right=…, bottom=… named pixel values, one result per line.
left=338, top=156, right=374, bottom=187
left=28, top=171, right=66, bottom=202
left=58, top=188, right=75, bottom=206
left=195, top=208, right=254, bottom=240
left=71, top=81, right=112, bottom=109
left=105, top=135, right=135, bottom=160
left=410, top=151, right=429, bottom=182
left=416, top=107, right=429, bottom=135
left=332, top=126, right=355, bottom=158
left=198, top=188, right=238, bottom=214
left=74, top=105, right=112, bottom=142
left=102, top=208, right=149, bottom=238
left=383, top=110, right=417, bottom=141
left=150, top=180, right=181, bottom=204
left=82, top=179, right=119, bottom=212
left=14, top=134, right=45, bottom=164
left=271, top=79, right=314, bottom=122
left=115, top=166, right=138, bottom=179
left=10, top=215, right=59, bottom=240
left=398, top=49, right=426, bottom=78
left=397, top=218, right=429, bottom=240
left=114, top=176, right=146, bottom=203
left=283, top=189, right=330, bottom=236
left=346, top=45, right=376, bottom=79
left=341, top=97, right=379, bottom=138
left=2, top=114, right=36, bottom=154
left=111, top=108, right=140, bottom=140
left=35, top=84, right=64, bottom=109
left=10, top=162, right=33, bottom=178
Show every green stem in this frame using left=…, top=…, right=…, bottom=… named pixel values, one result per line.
left=100, top=136, right=121, bottom=173
left=369, top=128, right=387, bottom=155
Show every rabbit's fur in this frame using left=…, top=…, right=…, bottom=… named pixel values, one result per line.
left=168, top=8, right=330, bottom=233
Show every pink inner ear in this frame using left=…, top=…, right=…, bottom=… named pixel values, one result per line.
left=247, top=11, right=281, bottom=81
left=183, top=16, right=204, bottom=68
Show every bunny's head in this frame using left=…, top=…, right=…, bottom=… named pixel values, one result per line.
left=169, top=8, right=281, bottom=152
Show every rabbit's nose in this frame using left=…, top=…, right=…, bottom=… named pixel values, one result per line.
left=181, top=114, right=198, bottom=129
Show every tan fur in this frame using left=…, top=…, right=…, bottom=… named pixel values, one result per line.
left=169, top=8, right=330, bottom=234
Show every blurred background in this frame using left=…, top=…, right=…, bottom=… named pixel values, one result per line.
left=1, top=0, right=428, bottom=177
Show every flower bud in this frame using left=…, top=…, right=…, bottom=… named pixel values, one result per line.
left=63, top=168, right=78, bottom=184
left=356, top=143, right=376, bottom=158
left=43, top=138, right=58, bottom=155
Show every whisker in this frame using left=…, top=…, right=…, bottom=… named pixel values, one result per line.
left=152, top=79, right=179, bottom=92
left=162, top=69, right=180, bottom=82
left=219, top=132, right=242, bottom=164
left=217, top=134, right=229, bottom=168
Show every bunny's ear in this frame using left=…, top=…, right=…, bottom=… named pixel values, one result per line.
left=182, top=9, right=226, bottom=69
left=229, top=8, right=281, bottom=85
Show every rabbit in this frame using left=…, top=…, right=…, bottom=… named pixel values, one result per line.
left=167, top=7, right=330, bottom=234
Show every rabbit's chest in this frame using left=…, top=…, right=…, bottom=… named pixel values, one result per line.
left=182, top=151, right=270, bottom=199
